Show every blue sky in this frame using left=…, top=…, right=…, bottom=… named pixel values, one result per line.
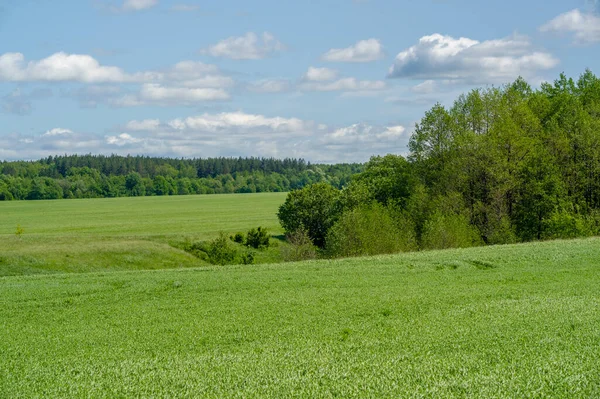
left=0, top=0, right=599, bottom=162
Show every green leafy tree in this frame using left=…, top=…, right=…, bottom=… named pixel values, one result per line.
left=278, top=182, right=341, bottom=248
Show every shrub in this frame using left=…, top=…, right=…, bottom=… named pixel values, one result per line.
left=205, top=232, right=238, bottom=265
left=231, top=232, right=245, bottom=244
left=240, top=250, right=255, bottom=265
left=325, top=203, right=417, bottom=258
left=542, top=209, right=592, bottom=240
left=421, top=211, right=483, bottom=250
left=245, top=227, right=270, bottom=249
left=281, top=228, right=318, bottom=262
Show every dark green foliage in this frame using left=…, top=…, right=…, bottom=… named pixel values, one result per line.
left=245, top=227, right=270, bottom=249
left=277, top=182, right=341, bottom=248
left=232, top=232, right=245, bottom=244
left=240, top=250, right=255, bottom=265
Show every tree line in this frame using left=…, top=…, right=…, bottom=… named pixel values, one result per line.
left=279, top=70, right=600, bottom=257
left=0, top=155, right=363, bottom=200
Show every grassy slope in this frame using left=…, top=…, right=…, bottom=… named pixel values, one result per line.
left=1, top=238, right=600, bottom=398
left=0, top=193, right=286, bottom=276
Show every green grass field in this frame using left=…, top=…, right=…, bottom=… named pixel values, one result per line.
left=0, top=193, right=286, bottom=276
left=1, top=238, right=600, bottom=397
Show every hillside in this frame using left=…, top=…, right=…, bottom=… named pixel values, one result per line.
left=0, top=193, right=286, bottom=276
left=1, top=238, right=599, bottom=397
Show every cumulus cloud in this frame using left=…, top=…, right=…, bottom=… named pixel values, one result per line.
left=2, top=55, right=237, bottom=107
left=0, top=112, right=411, bottom=162
left=106, top=133, right=141, bottom=145
left=540, top=9, right=600, bottom=44
left=201, top=32, right=285, bottom=60
left=44, top=128, right=74, bottom=136
left=124, top=119, right=161, bottom=131
left=112, top=84, right=229, bottom=106
left=300, top=77, right=386, bottom=92
left=0, top=54, right=231, bottom=88
left=0, top=52, right=159, bottom=83
left=388, top=34, right=559, bottom=83
left=322, top=39, right=384, bottom=63
left=303, top=67, right=338, bottom=82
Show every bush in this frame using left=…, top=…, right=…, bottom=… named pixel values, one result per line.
left=325, top=203, right=417, bottom=258
left=231, top=232, right=245, bottom=244
left=421, top=211, right=483, bottom=250
left=205, top=232, right=238, bottom=265
left=542, top=209, right=592, bottom=240
left=240, top=250, right=255, bottom=265
left=281, top=228, right=318, bottom=262
left=245, top=227, right=270, bottom=249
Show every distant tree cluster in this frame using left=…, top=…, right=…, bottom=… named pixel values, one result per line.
left=279, top=70, right=600, bottom=257
left=0, top=155, right=363, bottom=200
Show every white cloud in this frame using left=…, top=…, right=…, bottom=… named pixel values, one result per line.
left=303, top=67, right=338, bottom=82
left=322, top=39, right=384, bottom=63
left=125, top=119, right=161, bottom=131
left=388, top=34, right=559, bottom=83
left=0, top=52, right=160, bottom=83
left=246, top=79, right=291, bottom=93
left=122, top=0, right=158, bottom=11
left=167, top=112, right=309, bottom=133
left=540, top=9, right=600, bottom=44
left=112, top=84, right=230, bottom=106
left=300, top=77, right=386, bottom=92
left=411, top=80, right=437, bottom=94
left=201, top=32, right=285, bottom=60
left=0, top=54, right=232, bottom=91
left=106, top=133, right=141, bottom=145
left=0, top=52, right=124, bottom=83
left=2, top=112, right=410, bottom=162
left=44, top=128, right=74, bottom=136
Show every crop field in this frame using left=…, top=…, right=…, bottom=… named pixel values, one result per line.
left=2, top=237, right=600, bottom=397
left=0, top=193, right=286, bottom=276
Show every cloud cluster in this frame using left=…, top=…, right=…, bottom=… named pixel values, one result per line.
left=4, top=112, right=409, bottom=163
left=322, top=39, right=384, bottom=63
left=388, top=34, right=558, bottom=83
left=299, top=66, right=386, bottom=93
left=540, top=9, right=600, bottom=44
left=201, top=32, right=285, bottom=60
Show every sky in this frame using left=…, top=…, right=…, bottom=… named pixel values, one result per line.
left=0, top=0, right=599, bottom=163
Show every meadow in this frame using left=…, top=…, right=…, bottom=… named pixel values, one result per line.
left=0, top=193, right=286, bottom=276
left=1, top=238, right=600, bottom=397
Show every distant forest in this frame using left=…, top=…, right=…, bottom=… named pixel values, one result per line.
left=0, top=155, right=363, bottom=200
